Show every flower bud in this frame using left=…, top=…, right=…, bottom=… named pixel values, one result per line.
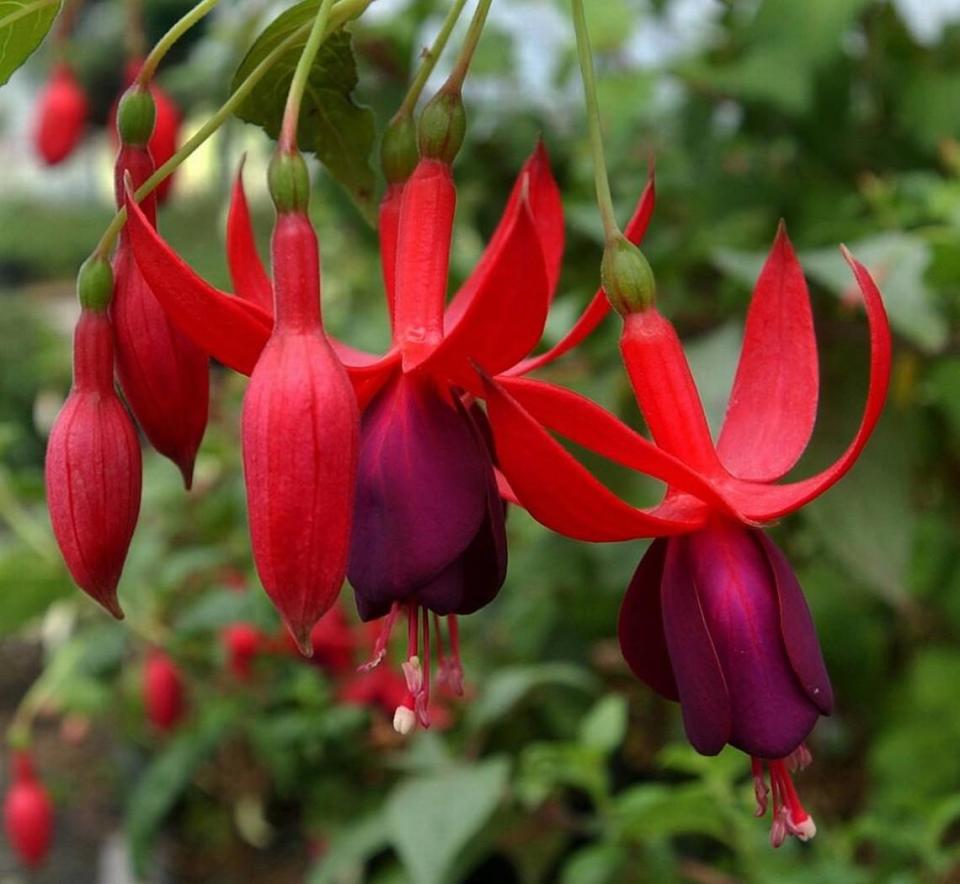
left=117, top=86, right=156, bottom=147
left=45, top=308, right=142, bottom=618
left=33, top=63, right=88, bottom=166
left=3, top=752, right=53, bottom=868
left=601, top=234, right=656, bottom=315
left=144, top=650, right=186, bottom=732
left=381, top=113, right=418, bottom=185
left=149, top=83, right=181, bottom=203
left=268, top=150, right=310, bottom=214
left=77, top=255, right=114, bottom=313
left=418, top=87, right=466, bottom=165
left=112, top=139, right=209, bottom=487
left=223, top=623, right=262, bottom=681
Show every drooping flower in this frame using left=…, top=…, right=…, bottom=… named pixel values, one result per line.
left=144, top=649, right=186, bottom=731
left=33, top=63, right=88, bottom=165
left=480, top=223, right=891, bottom=843
left=3, top=751, right=53, bottom=868
left=122, top=95, right=655, bottom=728
left=222, top=622, right=264, bottom=681
left=45, top=259, right=142, bottom=619
left=111, top=85, right=209, bottom=487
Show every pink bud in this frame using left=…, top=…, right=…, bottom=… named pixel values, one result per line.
left=33, top=63, right=88, bottom=165
left=3, top=752, right=53, bottom=868
left=45, top=310, right=142, bottom=618
left=144, top=650, right=186, bottom=731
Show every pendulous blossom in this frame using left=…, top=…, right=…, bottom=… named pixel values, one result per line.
left=481, top=221, right=891, bottom=844
left=144, top=649, right=186, bottom=732
left=3, top=751, right=53, bottom=868
left=33, top=63, right=87, bottom=165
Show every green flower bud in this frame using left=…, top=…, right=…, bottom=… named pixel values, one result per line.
left=77, top=256, right=114, bottom=313
left=268, top=150, right=310, bottom=214
left=117, top=86, right=156, bottom=147
left=418, top=88, right=466, bottom=165
left=601, top=235, right=656, bottom=315
left=381, top=114, right=418, bottom=185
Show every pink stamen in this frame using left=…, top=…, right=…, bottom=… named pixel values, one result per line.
left=752, top=752, right=817, bottom=847
left=359, top=601, right=401, bottom=672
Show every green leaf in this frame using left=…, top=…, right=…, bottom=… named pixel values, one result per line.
left=467, top=663, right=597, bottom=729
left=560, top=843, right=628, bottom=884
left=614, top=782, right=734, bottom=843
left=385, top=757, right=510, bottom=884
left=308, top=812, right=390, bottom=884
left=0, top=0, right=61, bottom=87
left=127, top=702, right=235, bottom=874
left=578, top=694, right=627, bottom=754
left=232, top=6, right=376, bottom=221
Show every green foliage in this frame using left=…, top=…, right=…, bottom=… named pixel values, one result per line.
left=0, top=0, right=61, bottom=86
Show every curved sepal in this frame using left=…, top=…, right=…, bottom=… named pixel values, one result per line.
left=379, top=183, right=404, bottom=327
left=227, top=161, right=274, bottom=312
left=479, top=373, right=705, bottom=541
left=418, top=191, right=551, bottom=384
left=125, top=181, right=271, bottom=375
left=723, top=250, right=891, bottom=521
left=718, top=223, right=818, bottom=481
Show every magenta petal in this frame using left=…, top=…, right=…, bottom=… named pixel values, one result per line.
left=348, top=376, right=488, bottom=618
left=757, top=532, right=833, bottom=715
left=660, top=537, right=731, bottom=756
left=618, top=540, right=679, bottom=701
left=686, top=524, right=820, bottom=758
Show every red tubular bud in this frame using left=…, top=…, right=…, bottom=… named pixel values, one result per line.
left=3, top=752, right=53, bottom=868
left=112, top=143, right=209, bottom=488
left=45, top=310, right=141, bottom=618
left=242, top=211, right=359, bottom=653
left=149, top=83, right=181, bottom=203
left=143, top=650, right=186, bottom=731
left=222, top=623, right=262, bottom=681
left=33, top=63, right=88, bottom=166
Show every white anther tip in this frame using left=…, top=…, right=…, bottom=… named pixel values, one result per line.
left=393, top=705, right=416, bottom=735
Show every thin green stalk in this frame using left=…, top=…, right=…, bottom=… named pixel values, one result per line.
left=571, top=0, right=619, bottom=244
left=92, top=0, right=373, bottom=259
left=279, top=0, right=337, bottom=152
left=446, top=0, right=493, bottom=92
left=397, top=0, right=470, bottom=119
left=137, top=0, right=219, bottom=86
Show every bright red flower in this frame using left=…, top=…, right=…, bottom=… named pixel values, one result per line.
left=144, top=649, right=186, bottom=731
left=111, top=94, right=209, bottom=487
left=222, top=622, right=263, bottom=681
left=480, top=223, right=891, bottom=844
left=46, top=303, right=142, bottom=619
left=121, top=137, right=654, bottom=727
left=33, top=63, right=87, bottom=165
left=3, top=752, right=53, bottom=868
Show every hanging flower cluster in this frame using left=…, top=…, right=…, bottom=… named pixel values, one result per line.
left=28, top=0, right=896, bottom=867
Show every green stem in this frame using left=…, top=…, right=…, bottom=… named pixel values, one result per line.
left=279, top=0, right=337, bottom=153
left=571, top=0, right=619, bottom=244
left=92, top=0, right=373, bottom=259
left=397, top=0, right=470, bottom=119
left=446, top=0, right=493, bottom=92
left=137, top=0, right=220, bottom=86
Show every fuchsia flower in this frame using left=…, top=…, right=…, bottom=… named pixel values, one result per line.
left=143, top=649, right=186, bottom=732
left=121, top=132, right=655, bottom=728
left=33, top=63, right=88, bottom=166
left=480, top=223, right=891, bottom=844
left=3, top=751, right=53, bottom=868
left=222, top=622, right=263, bottom=681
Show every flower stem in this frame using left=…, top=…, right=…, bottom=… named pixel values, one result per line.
left=396, top=0, right=470, bottom=119
left=446, top=0, right=493, bottom=93
left=279, top=0, right=337, bottom=154
left=570, top=0, right=619, bottom=244
left=137, top=0, right=220, bottom=87
left=91, top=0, right=373, bottom=260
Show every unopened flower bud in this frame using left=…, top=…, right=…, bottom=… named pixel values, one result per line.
left=268, top=150, right=310, bottom=214
left=601, top=235, right=656, bottom=315
left=117, top=86, right=156, bottom=147
left=381, top=113, right=419, bottom=184
left=3, top=751, right=53, bottom=868
left=418, top=88, right=465, bottom=165
left=77, top=256, right=114, bottom=313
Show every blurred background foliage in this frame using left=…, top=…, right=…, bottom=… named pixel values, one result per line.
left=1, top=0, right=959, bottom=881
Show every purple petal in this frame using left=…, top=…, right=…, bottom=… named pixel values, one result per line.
left=757, top=531, right=834, bottom=715
left=618, top=540, right=679, bottom=701
left=687, top=523, right=819, bottom=759
left=660, top=537, right=731, bottom=756
left=349, top=376, right=488, bottom=619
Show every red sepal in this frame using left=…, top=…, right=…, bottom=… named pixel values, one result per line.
left=718, top=223, right=818, bottom=481
left=227, top=161, right=274, bottom=312
left=479, top=373, right=706, bottom=541
left=379, top=183, right=403, bottom=326
left=722, top=251, right=891, bottom=521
